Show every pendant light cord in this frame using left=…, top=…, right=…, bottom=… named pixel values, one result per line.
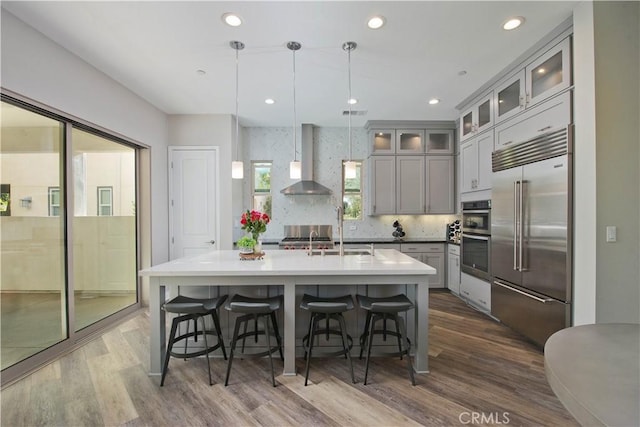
left=235, top=45, right=240, bottom=162
left=347, top=46, right=352, bottom=161
left=293, top=48, right=297, bottom=162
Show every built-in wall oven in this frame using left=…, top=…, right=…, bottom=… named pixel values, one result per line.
left=461, top=200, right=491, bottom=281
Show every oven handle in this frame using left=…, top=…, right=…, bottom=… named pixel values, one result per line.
left=462, top=234, right=489, bottom=241
left=462, top=210, right=491, bottom=214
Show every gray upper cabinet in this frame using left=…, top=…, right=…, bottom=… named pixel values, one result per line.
left=370, top=129, right=396, bottom=154
left=425, top=129, right=454, bottom=155
left=495, top=37, right=572, bottom=124
left=396, top=156, right=425, bottom=214
left=366, top=120, right=456, bottom=215
left=460, top=130, right=493, bottom=196
left=369, top=129, right=425, bottom=155
left=426, top=157, right=454, bottom=213
left=368, top=156, right=396, bottom=215
left=396, top=130, right=425, bottom=154
left=459, top=91, right=494, bottom=142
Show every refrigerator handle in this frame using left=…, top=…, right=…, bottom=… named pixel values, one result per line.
left=494, top=280, right=555, bottom=303
left=513, top=181, right=519, bottom=271
left=519, top=179, right=525, bottom=272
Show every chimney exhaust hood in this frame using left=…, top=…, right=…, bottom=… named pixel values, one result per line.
left=280, top=124, right=332, bottom=195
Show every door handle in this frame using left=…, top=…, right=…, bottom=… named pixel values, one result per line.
left=519, top=180, right=526, bottom=272
left=513, top=181, right=519, bottom=271
left=493, top=280, right=554, bottom=303
left=206, top=240, right=216, bottom=245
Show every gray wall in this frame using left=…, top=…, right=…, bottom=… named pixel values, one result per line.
left=593, top=2, right=640, bottom=323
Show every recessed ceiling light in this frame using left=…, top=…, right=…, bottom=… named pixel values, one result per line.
left=348, top=98, right=358, bottom=105
left=428, top=98, right=440, bottom=105
left=503, top=16, right=525, bottom=31
left=265, top=98, right=275, bottom=105
left=367, top=15, right=386, bottom=30
left=222, top=13, right=242, bottom=27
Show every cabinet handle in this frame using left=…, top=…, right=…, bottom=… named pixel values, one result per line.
left=537, top=125, right=552, bottom=133
left=503, top=140, right=514, bottom=146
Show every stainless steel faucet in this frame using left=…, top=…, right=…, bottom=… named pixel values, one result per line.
left=308, top=230, right=318, bottom=256
left=336, top=206, right=344, bottom=256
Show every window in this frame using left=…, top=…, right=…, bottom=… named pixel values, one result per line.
left=97, top=186, right=113, bottom=216
left=252, top=162, right=272, bottom=216
left=48, top=187, right=61, bottom=216
left=342, top=160, right=363, bottom=220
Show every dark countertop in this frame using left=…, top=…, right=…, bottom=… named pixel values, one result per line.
left=341, top=237, right=448, bottom=244
left=259, top=237, right=455, bottom=245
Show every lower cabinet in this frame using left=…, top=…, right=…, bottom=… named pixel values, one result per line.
left=401, top=243, right=445, bottom=288
left=447, top=244, right=460, bottom=295
left=460, top=272, right=491, bottom=312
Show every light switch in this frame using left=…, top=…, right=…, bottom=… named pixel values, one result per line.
left=606, top=226, right=617, bottom=243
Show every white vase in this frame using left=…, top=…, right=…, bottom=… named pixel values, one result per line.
left=254, top=241, right=262, bottom=253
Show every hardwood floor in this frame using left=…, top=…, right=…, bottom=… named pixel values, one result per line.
left=0, top=291, right=578, bottom=426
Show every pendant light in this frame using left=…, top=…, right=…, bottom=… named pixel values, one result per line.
left=287, top=41, right=302, bottom=180
left=343, top=41, right=357, bottom=179
left=230, top=40, right=245, bottom=179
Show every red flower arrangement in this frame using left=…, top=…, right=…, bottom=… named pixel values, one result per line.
left=240, top=209, right=270, bottom=241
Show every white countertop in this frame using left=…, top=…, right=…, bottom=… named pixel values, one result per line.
left=139, top=249, right=436, bottom=277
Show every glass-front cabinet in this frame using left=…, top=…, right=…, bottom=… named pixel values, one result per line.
left=369, top=129, right=424, bottom=155
left=494, top=37, right=571, bottom=124
left=459, top=91, right=493, bottom=142
left=396, top=130, right=424, bottom=154
left=425, top=129, right=454, bottom=154
left=370, top=129, right=395, bottom=154
left=526, top=37, right=571, bottom=107
left=495, top=70, right=526, bottom=123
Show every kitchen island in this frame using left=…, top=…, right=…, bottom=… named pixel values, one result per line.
left=139, top=249, right=436, bottom=377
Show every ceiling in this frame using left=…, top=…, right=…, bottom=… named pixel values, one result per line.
left=2, top=1, right=577, bottom=128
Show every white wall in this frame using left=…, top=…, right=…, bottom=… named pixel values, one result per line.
left=573, top=1, right=640, bottom=324
left=1, top=9, right=170, bottom=306
left=592, top=1, right=639, bottom=323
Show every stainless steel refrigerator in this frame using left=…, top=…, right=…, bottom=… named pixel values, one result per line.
left=491, top=126, right=572, bottom=347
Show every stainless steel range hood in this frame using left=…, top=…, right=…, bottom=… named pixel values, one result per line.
left=280, top=123, right=332, bottom=195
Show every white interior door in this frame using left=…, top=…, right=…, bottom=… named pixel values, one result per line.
left=169, top=147, right=218, bottom=259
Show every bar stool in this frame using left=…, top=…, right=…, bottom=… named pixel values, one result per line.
left=300, top=294, right=356, bottom=386
left=160, top=294, right=227, bottom=387
left=224, top=294, right=284, bottom=387
left=356, top=293, right=415, bottom=386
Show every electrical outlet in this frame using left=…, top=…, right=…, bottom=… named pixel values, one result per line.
left=349, top=225, right=357, bottom=231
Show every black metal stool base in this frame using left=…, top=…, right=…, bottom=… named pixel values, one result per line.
left=300, top=294, right=356, bottom=386
left=160, top=302, right=227, bottom=387
left=224, top=295, right=283, bottom=388
left=356, top=294, right=416, bottom=386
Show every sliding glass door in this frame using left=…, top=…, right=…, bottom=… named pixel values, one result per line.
left=0, top=102, right=67, bottom=370
left=71, top=128, right=137, bottom=331
left=1, top=98, right=140, bottom=378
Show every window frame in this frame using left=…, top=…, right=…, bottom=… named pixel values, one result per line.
left=48, top=186, right=61, bottom=216
left=251, top=161, right=272, bottom=216
left=97, top=186, right=113, bottom=216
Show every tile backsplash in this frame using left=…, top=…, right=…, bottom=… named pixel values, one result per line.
left=238, top=126, right=458, bottom=241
